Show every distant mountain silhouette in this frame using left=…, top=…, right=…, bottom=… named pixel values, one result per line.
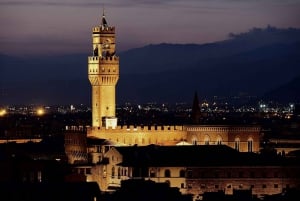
left=262, top=75, right=300, bottom=103
left=1, top=26, right=300, bottom=105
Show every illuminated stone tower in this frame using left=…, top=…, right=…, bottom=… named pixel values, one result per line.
left=88, top=11, right=119, bottom=128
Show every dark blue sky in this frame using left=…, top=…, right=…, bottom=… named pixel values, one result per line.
left=1, top=0, right=300, bottom=56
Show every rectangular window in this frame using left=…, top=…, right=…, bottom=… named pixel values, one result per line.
left=215, top=185, right=219, bottom=189
left=248, top=141, right=253, bottom=152
left=262, top=184, right=267, bottom=188
left=181, top=183, right=185, bottom=188
left=274, top=184, right=278, bottom=188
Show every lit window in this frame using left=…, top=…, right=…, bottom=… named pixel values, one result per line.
left=204, top=135, right=210, bottom=145
left=234, top=138, right=240, bottom=151
left=216, top=136, right=222, bottom=145
left=248, top=139, right=253, bottom=152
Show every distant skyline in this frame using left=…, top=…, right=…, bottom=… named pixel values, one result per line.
left=1, top=0, right=300, bottom=56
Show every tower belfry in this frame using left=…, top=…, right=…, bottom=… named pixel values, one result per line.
left=88, top=11, right=119, bottom=128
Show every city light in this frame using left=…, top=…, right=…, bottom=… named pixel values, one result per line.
left=36, top=108, right=45, bottom=116
left=0, top=109, right=7, bottom=117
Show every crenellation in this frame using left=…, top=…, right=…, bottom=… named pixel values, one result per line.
left=88, top=56, right=119, bottom=62
left=93, top=26, right=115, bottom=34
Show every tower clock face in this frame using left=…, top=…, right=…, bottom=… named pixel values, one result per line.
left=102, top=39, right=110, bottom=49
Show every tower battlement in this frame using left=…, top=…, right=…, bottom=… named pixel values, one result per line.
left=93, top=26, right=115, bottom=34
left=88, top=56, right=119, bottom=63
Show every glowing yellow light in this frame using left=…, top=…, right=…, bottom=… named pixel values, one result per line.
left=37, top=108, right=45, bottom=116
left=0, top=109, right=7, bottom=117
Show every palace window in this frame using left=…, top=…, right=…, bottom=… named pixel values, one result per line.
left=247, top=138, right=253, bottom=152
left=204, top=135, right=210, bottom=145
left=112, top=166, right=115, bottom=178
left=234, top=138, right=240, bottom=151
left=216, top=135, right=222, bottom=145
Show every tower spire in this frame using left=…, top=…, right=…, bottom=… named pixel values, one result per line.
left=101, top=6, right=108, bottom=28
left=191, top=91, right=201, bottom=124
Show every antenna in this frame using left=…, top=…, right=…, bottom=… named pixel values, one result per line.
left=102, top=4, right=105, bottom=17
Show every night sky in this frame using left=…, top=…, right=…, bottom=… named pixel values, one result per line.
left=1, top=0, right=300, bottom=56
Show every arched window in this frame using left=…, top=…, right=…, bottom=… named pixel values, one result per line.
left=204, top=135, right=210, bottom=145
left=192, top=137, right=198, bottom=145
left=216, top=135, right=222, bottom=145
left=165, top=169, right=171, bottom=177
left=111, top=166, right=115, bottom=178
left=247, top=138, right=253, bottom=152
left=234, top=137, right=240, bottom=151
